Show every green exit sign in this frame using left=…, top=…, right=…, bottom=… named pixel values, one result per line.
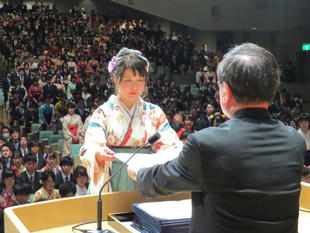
left=302, top=44, right=310, bottom=51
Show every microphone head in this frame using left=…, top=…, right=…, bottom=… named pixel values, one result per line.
left=148, top=133, right=161, bottom=144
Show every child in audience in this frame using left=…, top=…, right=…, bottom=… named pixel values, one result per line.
left=18, top=154, right=41, bottom=195
left=14, top=181, right=32, bottom=205
left=59, top=181, right=76, bottom=198
left=32, top=170, right=60, bottom=202
left=0, top=168, right=16, bottom=209
left=11, top=151, right=25, bottom=176
left=74, top=165, right=89, bottom=196
left=40, top=152, right=61, bottom=176
left=55, top=156, right=74, bottom=189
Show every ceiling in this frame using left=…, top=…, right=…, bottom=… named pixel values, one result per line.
left=110, top=0, right=310, bottom=31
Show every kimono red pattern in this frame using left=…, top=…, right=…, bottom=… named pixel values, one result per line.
left=0, top=190, right=16, bottom=209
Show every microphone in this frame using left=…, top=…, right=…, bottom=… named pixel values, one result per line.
left=77, top=133, right=161, bottom=233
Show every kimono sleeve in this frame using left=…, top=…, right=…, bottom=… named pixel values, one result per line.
left=79, top=107, right=112, bottom=194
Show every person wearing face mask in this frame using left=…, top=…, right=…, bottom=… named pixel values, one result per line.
left=1, top=127, right=10, bottom=143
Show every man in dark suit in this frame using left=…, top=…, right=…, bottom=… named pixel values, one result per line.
left=42, top=78, right=57, bottom=103
left=89, top=76, right=105, bottom=98
left=18, top=154, right=41, bottom=194
left=74, top=98, right=89, bottom=123
left=129, top=43, right=305, bottom=233
left=55, top=156, right=74, bottom=189
left=2, top=72, right=12, bottom=104
left=1, top=144, right=13, bottom=171
left=29, top=141, right=45, bottom=170
left=7, top=127, right=20, bottom=152
left=13, top=100, right=27, bottom=127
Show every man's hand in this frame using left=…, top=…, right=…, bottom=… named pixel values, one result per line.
left=127, top=166, right=137, bottom=181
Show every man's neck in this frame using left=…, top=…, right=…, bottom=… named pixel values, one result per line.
left=227, top=102, right=268, bottom=118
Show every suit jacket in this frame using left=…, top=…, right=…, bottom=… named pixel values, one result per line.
left=137, top=108, right=305, bottom=233
left=89, top=84, right=105, bottom=97
left=13, top=107, right=26, bottom=126
left=34, top=153, right=46, bottom=170
left=7, top=139, right=20, bottom=152
left=1, top=157, right=13, bottom=171
left=74, top=107, right=89, bottom=123
left=19, top=146, right=30, bottom=157
left=18, top=171, right=41, bottom=194
left=55, top=173, right=74, bottom=189
left=43, top=84, right=57, bottom=99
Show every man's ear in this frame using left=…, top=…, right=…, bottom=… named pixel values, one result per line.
left=222, top=82, right=232, bottom=103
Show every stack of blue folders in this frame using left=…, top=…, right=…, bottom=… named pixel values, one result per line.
left=132, top=199, right=191, bottom=233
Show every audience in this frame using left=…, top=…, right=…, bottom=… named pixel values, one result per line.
left=55, top=156, right=74, bottom=189
left=32, top=170, right=60, bottom=202
left=13, top=181, right=32, bottom=205
left=40, top=152, right=61, bottom=175
left=59, top=181, right=76, bottom=198
left=18, top=154, right=41, bottom=194
left=0, top=168, right=16, bottom=209
left=74, top=165, right=88, bottom=196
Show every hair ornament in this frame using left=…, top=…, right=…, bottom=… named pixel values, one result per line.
left=108, top=56, right=117, bottom=73
left=146, top=63, right=150, bottom=72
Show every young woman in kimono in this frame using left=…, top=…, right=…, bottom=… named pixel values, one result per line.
left=80, top=48, right=183, bottom=194
left=60, top=103, right=84, bottom=157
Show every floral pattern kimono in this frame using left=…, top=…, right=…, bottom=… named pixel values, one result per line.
left=0, top=189, right=16, bottom=209
left=32, top=187, right=60, bottom=202
left=61, top=113, right=84, bottom=157
left=80, top=95, right=183, bottom=194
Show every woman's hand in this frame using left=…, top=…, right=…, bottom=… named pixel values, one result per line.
left=95, top=146, right=116, bottom=162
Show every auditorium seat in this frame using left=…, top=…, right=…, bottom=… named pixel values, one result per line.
left=31, top=123, right=40, bottom=133
left=70, top=144, right=82, bottom=157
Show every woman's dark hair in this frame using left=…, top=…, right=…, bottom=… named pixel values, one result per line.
left=90, top=103, right=98, bottom=111
left=67, top=103, right=75, bottom=109
left=109, top=47, right=149, bottom=82
left=183, top=113, right=196, bottom=122
left=40, top=170, right=56, bottom=183
left=217, top=43, right=280, bottom=104
left=2, top=168, right=16, bottom=187
left=74, top=165, right=88, bottom=181
left=44, top=152, right=56, bottom=160
left=180, top=131, right=192, bottom=141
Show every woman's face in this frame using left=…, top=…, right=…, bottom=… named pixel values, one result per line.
left=13, top=156, right=22, bottom=168
left=43, top=176, right=55, bottom=192
left=114, top=68, right=146, bottom=107
left=68, top=107, right=75, bottom=115
left=4, top=176, right=15, bottom=190
left=47, top=155, right=56, bottom=167
left=300, top=120, right=309, bottom=131
left=76, top=174, right=87, bottom=188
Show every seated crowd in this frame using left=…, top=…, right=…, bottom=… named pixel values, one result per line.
left=0, top=3, right=310, bottom=231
